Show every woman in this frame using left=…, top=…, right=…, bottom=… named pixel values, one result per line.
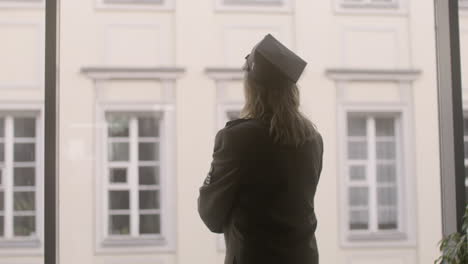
left=198, top=34, right=323, bottom=264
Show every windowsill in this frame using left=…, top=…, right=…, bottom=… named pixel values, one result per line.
left=0, top=238, right=41, bottom=248
left=348, top=231, right=407, bottom=242
left=215, top=0, right=291, bottom=13
left=95, top=0, right=174, bottom=11
left=333, top=4, right=408, bottom=16
left=0, top=0, right=44, bottom=9
left=102, top=236, right=167, bottom=247
left=341, top=231, right=415, bottom=248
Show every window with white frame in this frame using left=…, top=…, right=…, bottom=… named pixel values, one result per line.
left=0, top=113, right=40, bottom=244
left=104, top=112, right=163, bottom=240
left=339, top=0, right=399, bottom=9
left=345, top=112, right=404, bottom=239
left=463, top=117, right=468, bottom=203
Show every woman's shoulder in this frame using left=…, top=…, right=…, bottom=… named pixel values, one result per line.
left=225, top=118, right=269, bottom=132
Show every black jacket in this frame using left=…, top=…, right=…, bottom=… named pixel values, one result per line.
left=198, top=118, right=323, bottom=264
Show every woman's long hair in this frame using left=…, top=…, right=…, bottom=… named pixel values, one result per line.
left=240, top=72, right=317, bottom=147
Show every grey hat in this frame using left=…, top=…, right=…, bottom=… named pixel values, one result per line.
left=244, top=34, right=307, bottom=85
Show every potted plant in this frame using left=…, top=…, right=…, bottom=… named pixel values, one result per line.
left=435, top=205, right=468, bottom=264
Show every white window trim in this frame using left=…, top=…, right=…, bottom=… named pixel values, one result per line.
left=215, top=0, right=292, bottom=13
left=337, top=103, right=416, bottom=248
left=0, top=0, right=43, bottom=9
left=95, top=0, right=174, bottom=11
left=95, top=103, right=176, bottom=253
left=0, top=103, right=44, bottom=256
left=334, top=0, right=408, bottom=15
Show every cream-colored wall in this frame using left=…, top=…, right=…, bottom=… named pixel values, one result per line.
left=0, top=0, right=451, bottom=263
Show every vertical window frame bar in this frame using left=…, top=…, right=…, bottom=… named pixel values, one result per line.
left=45, top=0, right=58, bottom=262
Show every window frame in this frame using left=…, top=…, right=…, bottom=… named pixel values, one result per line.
left=95, top=0, right=174, bottom=11
left=338, top=103, right=415, bottom=247
left=96, top=103, right=176, bottom=253
left=214, top=0, right=292, bottom=13
left=0, top=103, right=43, bottom=255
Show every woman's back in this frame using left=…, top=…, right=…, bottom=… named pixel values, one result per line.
left=199, top=118, right=323, bottom=264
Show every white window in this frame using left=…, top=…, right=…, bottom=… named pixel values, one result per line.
left=0, top=113, right=41, bottom=246
left=339, top=0, right=399, bottom=8
left=344, top=112, right=405, bottom=240
left=103, top=111, right=166, bottom=244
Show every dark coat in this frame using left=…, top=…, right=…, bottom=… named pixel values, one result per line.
left=198, top=118, right=324, bottom=264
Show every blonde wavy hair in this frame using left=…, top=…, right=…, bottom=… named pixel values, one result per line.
left=240, top=72, right=317, bottom=147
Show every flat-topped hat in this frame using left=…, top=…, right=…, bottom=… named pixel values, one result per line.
left=244, top=34, right=307, bottom=85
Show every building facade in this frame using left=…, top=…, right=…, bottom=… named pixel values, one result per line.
left=0, top=0, right=466, bottom=263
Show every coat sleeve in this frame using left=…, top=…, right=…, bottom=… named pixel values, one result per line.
left=198, top=128, right=243, bottom=233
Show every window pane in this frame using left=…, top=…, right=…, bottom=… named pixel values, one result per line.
left=347, top=116, right=367, bottom=136
left=0, top=118, right=3, bottom=137
left=139, top=142, right=159, bottom=161
left=139, top=190, right=160, bottom=209
left=109, top=168, right=127, bottom=183
left=377, top=164, right=396, bottom=183
left=108, top=142, right=129, bottom=161
left=375, top=117, right=395, bottom=137
left=107, top=116, right=129, bottom=137
left=348, top=141, right=367, bottom=160
left=139, top=214, right=160, bottom=234
left=109, top=215, right=130, bottom=235
left=377, top=187, right=397, bottom=206
left=109, top=191, right=130, bottom=210
left=0, top=216, right=3, bottom=237
left=14, top=143, right=35, bottom=162
left=14, top=167, right=35, bottom=186
left=465, top=142, right=468, bottom=158
left=138, top=117, right=159, bottom=137
left=378, top=208, right=398, bottom=230
left=14, top=117, right=36, bottom=138
left=376, top=141, right=395, bottom=159
left=349, top=187, right=368, bottom=206
left=349, top=165, right=366, bottom=181
left=464, top=118, right=468, bottom=136
left=14, top=191, right=35, bottom=211
left=14, top=216, right=35, bottom=237
left=0, top=143, right=3, bottom=162
left=0, top=191, right=3, bottom=211
left=349, top=210, right=368, bottom=230
left=139, top=166, right=159, bottom=185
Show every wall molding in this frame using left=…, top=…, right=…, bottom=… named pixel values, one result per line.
left=325, top=68, right=421, bottom=82
left=81, top=67, right=185, bottom=81
left=205, top=67, right=243, bottom=81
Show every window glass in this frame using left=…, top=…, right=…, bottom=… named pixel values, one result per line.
left=345, top=114, right=401, bottom=235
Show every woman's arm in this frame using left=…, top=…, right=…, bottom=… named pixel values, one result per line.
left=197, top=128, right=243, bottom=233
